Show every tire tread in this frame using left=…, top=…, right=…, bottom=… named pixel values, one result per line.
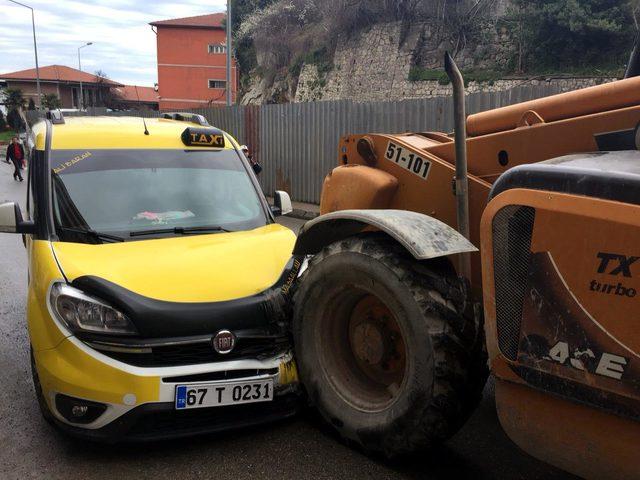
left=294, top=233, right=488, bottom=457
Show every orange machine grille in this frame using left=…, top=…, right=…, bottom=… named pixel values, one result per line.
left=492, top=206, right=536, bottom=361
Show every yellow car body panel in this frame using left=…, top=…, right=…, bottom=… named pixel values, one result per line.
left=51, top=224, right=296, bottom=302
left=27, top=239, right=68, bottom=351
left=48, top=117, right=240, bottom=150
left=36, top=339, right=160, bottom=406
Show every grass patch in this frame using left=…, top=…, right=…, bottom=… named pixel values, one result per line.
left=408, top=67, right=506, bottom=86
left=408, top=67, right=450, bottom=84
left=0, top=130, right=17, bottom=143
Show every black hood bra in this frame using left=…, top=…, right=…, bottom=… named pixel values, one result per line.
left=70, top=256, right=302, bottom=339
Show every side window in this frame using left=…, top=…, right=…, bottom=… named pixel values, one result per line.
left=208, top=80, right=226, bottom=89
left=208, top=44, right=226, bottom=54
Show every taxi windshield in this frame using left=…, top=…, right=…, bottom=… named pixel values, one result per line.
left=50, top=149, right=267, bottom=242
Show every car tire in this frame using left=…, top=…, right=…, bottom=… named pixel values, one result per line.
left=293, top=234, right=488, bottom=458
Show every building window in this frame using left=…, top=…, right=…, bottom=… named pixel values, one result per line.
left=208, top=80, right=226, bottom=89
left=208, top=44, right=227, bottom=54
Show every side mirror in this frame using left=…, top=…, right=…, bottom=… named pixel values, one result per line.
left=271, top=191, right=293, bottom=217
left=0, top=202, right=36, bottom=234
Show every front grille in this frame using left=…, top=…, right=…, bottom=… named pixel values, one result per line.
left=95, top=336, right=290, bottom=367
left=162, top=368, right=279, bottom=383
left=492, top=206, right=536, bottom=361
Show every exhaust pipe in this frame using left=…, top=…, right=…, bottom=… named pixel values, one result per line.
left=444, top=52, right=472, bottom=280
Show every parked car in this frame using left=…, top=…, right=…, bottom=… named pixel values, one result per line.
left=0, top=112, right=301, bottom=441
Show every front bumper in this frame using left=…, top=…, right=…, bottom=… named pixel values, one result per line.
left=49, top=392, right=302, bottom=443
left=34, top=335, right=301, bottom=441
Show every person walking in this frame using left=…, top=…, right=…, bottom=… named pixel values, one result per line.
left=6, top=136, right=24, bottom=181
left=241, top=144, right=262, bottom=175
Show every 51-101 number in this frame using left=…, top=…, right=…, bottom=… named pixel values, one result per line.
left=385, top=142, right=431, bottom=180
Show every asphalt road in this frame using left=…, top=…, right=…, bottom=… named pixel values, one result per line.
left=0, top=161, right=573, bottom=480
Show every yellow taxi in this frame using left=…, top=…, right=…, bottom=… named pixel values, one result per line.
left=0, top=112, right=301, bottom=441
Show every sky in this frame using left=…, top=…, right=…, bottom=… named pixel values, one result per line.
left=0, top=0, right=227, bottom=86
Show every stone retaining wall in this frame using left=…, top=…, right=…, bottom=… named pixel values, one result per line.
left=294, top=22, right=615, bottom=103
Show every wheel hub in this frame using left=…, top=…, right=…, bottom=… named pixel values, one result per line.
left=352, top=322, right=385, bottom=365
left=347, top=295, right=406, bottom=389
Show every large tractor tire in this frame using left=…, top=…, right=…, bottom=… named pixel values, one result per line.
left=293, top=234, right=488, bottom=458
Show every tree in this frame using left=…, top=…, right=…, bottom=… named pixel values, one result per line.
left=6, top=109, right=24, bottom=131
left=3, top=89, right=26, bottom=131
left=4, top=88, right=26, bottom=110
left=0, top=110, right=6, bottom=131
left=95, top=69, right=109, bottom=80
left=42, top=93, right=62, bottom=110
left=508, top=0, right=636, bottom=73
left=231, top=0, right=279, bottom=82
left=93, top=69, right=121, bottom=109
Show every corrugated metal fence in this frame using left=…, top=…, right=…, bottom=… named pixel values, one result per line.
left=32, top=83, right=571, bottom=203
left=188, top=83, right=568, bottom=203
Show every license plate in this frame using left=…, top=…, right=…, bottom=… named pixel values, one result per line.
left=175, top=379, right=274, bottom=410
left=384, top=141, right=432, bottom=180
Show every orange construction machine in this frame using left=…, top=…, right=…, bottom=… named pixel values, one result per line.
left=290, top=52, right=640, bottom=479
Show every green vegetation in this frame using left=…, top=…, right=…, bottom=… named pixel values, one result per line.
left=507, top=0, right=638, bottom=73
left=409, top=67, right=505, bottom=86
left=408, top=68, right=450, bottom=84
left=303, top=47, right=333, bottom=76
left=0, top=130, right=17, bottom=143
left=42, top=93, right=62, bottom=110
left=3, top=88, right=26, bottom=130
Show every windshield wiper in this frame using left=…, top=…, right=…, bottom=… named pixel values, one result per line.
left=58, top=226, right=125, bottom=243
left=129, top=226, right=232, bottom=237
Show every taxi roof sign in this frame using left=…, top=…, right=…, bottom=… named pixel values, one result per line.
left=181, top=127, right=226, bottom=148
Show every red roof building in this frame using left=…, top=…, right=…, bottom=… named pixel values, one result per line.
left=112, top=85, right=159, bottom=110
left=0, top=65, right=122, bottom=109
left=150, top=13, right=238, bottom=110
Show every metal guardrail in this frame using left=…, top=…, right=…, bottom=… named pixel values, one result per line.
left=24, top=83, right=574, bottom=203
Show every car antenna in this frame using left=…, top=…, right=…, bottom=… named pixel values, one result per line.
left=134, top=86, right=150, bottom=135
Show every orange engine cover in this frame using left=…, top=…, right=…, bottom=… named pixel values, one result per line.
left=320, top=164, right=398, bottom=215
left=481, top=152, right=640, bottom=479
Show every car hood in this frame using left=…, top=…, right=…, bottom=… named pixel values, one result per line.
left=51, top=224, right=297, bottom=303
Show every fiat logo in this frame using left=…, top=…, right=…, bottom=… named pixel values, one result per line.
left=213, top=330, right=236, bottom=354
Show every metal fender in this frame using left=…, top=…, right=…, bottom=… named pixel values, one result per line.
left=292, top=209, right=477, bottom=260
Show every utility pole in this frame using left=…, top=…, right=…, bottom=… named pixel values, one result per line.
left=226, top=1, right=233, bottom=106
left=7, top=1, right=41, bottom=109
left=77, top=42, right=93, bottom=110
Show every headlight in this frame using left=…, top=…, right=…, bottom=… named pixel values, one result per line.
left=50, top=283, right=137, bottom=336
